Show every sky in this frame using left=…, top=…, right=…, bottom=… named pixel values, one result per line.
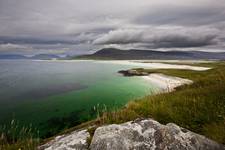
left=0, top=0, right=225, bottom=56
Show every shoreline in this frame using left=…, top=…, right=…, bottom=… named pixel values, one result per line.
left=29, top=59, right=211, bottom=71
left=142, top=73, right=193, bottom=93
left=95, top=60, right=211, bottom=71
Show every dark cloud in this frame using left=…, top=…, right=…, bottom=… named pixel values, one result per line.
left=0, top=31, right=102, bottom=45
left=93, top=27, right=219, bottom=48
left=0, top=0, right=225, bottom=54
left=133, top=5, right=225, bottom=26
left=0, top=36, right=77, bottom=45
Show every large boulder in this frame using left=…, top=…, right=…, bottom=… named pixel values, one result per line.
left=39, top=119, right=225, bottom=150
left=90, top=119, right=225, bottom=150
left=39, top=129, right=90, bottom=150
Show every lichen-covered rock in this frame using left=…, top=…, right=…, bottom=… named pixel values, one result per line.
left=39, top=129, right=90, bottom=150
left=90, top=119, right=225, bottom=150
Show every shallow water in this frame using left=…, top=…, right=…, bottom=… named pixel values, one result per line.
left=0, top=60, right=157, bottom=136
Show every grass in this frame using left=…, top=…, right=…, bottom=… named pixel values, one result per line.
left=0, top=120, right=40, bottom=150
left=98, top=61, right=225, bottom=144
left=86, top=126, right=97, bottom=146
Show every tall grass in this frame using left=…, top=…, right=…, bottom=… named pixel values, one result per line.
left=0, top=120, right=40, bottom=150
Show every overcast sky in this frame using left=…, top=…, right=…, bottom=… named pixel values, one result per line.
left=0, top=0, right=225, bottom=55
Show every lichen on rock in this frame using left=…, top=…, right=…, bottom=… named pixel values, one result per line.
left=39, top=119, right=225, bottom=150
left=39, top=129, right=90, bottom=150
left=90, top=119, right=225, bottom=150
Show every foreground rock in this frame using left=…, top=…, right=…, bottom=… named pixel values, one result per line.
left=91, top=119, right=225, bottom=150
left=39, top=129, right=90, bottom=150
left=40, top=119, right=225, bottom=150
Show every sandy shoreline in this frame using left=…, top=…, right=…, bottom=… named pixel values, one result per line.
left=96, top=60, right=211, bottom=71
left=31, top=59, right=211, bottom=71
left=97, top=60, right=209, bottom=92
left=143, top=74, right=193, bottom=93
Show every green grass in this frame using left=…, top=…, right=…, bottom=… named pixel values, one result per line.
left=0, top=120, right=40, bottom=150
left=99, top=61, right=225, bottom=144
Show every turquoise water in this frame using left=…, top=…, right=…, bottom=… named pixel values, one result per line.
left=0, top=60, right=157, bottom=137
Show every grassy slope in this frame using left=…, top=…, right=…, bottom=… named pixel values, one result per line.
left=100, top=61, right=225, bottom=144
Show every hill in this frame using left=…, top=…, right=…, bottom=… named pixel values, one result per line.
left=0, top=54, right=28, bottom=59
left=30, top=54, right=60, bottom=60
left=0, top=54, right=60, bottom=60
left=75, top=48, right=225, bottom=60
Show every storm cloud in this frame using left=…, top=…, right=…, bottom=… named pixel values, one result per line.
left=93, top=27, right=219, bottom=48
left=0, top=0, right=225, bottom=54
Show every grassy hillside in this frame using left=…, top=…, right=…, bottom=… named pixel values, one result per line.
left=99, top=61, right=225, bottom=144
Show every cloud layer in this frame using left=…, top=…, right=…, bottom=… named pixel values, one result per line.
left=93, top=27, right=219, bottom=48
left=0, top=0, right=225, bottom=54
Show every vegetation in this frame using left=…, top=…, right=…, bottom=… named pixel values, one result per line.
left=86, top=126, right=97, bottom=146
left=0, top=120, right=40, bottom=150
left=98, top=61, right=225, bottom=144
left=39, top=108, right=97, bottom=138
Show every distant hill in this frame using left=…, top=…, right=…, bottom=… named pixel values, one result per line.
left=75, top=48, right=225, bottom=60
left=0, top=54, right=28, bottom=59
left=0, top=54, right=60, bottom=60
left=30, top=54, right=60, bottom=60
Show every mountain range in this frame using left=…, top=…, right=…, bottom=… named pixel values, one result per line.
left=75, top=48, right=225, bottom=60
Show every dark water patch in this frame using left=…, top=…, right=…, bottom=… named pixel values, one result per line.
left=14, top=83, right=87, bottom=101
left=39, top=108, right=97, bottom=138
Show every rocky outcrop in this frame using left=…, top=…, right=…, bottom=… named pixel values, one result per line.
left=39, top=119, right=225, bottom=150
left=118, top=69, right=149, bottom=76
left=39, top=129, right=90, bottom=150
left=90, top=119, right=225, bottom=150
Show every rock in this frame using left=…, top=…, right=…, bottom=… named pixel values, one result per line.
left=39, top=119, right=225, bottom=150
left=39, top=129, right=90, bottom=150
left=118, top=69, right=149, bottom=76
left=90, top=119, right=225, bottom=150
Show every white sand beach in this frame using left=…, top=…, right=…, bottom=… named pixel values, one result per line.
left=33, top=59, right=211, bottom=71
left=143, top=73, right=193, bottom=93
left=98, top=60, right=201, bottom=92
left=96, top=60, right=211, bottom=71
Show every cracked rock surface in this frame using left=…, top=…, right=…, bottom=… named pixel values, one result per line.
left=39, top=129, right=90, bottom=150
left=90, top=119, right=225, bottom=150
left=40, top=119, right=225, bottom=150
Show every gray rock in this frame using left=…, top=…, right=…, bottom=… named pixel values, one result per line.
left=90, top=119, right=225, bottom=150
left=39, top=129, right=90, bottom=150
